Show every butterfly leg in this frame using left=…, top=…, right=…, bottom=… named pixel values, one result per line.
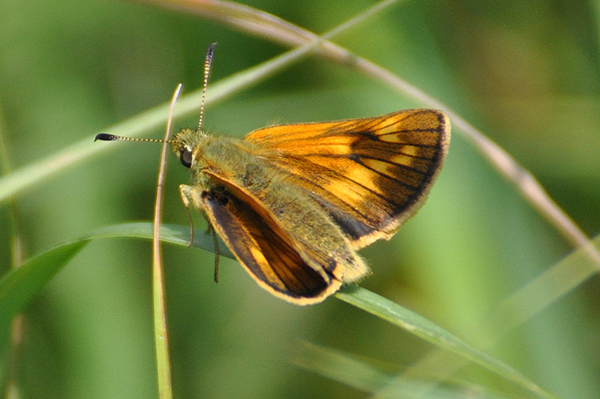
left=179, top=184, right=197, bottom=247
left=205, top=223, right=221, bottom=283
left=179, top=184, right=221, bottom=282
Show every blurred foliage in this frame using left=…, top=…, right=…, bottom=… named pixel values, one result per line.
left=0, top=0, right=599, bottom=398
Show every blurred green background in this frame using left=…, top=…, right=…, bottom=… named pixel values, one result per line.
left=1, top=0, right=599, bottom=398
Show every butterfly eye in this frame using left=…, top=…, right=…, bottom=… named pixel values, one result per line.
left=179, top=148, right=193, bottom=168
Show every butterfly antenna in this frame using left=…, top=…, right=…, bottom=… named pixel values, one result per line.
left=94, top=134, right=166, bottom=143
left=198, top=42, right=217, bottom=130
left=95, top=43, right=216, bottom=143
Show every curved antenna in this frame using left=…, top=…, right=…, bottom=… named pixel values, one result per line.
left=95, top=43, right=217, bottom=145
left=198, top=42, right=217, bottom=130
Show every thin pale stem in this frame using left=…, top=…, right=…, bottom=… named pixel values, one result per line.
left=152, top=84, right=182, bottom=399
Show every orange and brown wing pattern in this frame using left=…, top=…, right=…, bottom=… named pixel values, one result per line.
left=201, top=171, right=342, bottom=305
left=245, top=109, right=450, bottom=248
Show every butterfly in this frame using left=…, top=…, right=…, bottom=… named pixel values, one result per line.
left=168, top=108, right=450, bottom=304
left=96, top=44, right=450, bottom=305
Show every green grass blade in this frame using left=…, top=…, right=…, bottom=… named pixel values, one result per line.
left=336, top=287, right=556, bottom=399
left=0, top=222, right=218, bottom=346
left=294, top=341, right=514, bottom=399
left=292, top=341, right=392, bottom=393
left=0, top=240, right=89, bottom=341
left=90, top=222, right=231, bottom=257
left=489, top=233, right=600, bottom=339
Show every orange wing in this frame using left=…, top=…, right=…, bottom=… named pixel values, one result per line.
left=201, top=171, right=342, bottom=305
left=245, top=109, right=450, bottom=248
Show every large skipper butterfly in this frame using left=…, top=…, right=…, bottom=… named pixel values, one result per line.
left=96, top=44, right=450, bottom=305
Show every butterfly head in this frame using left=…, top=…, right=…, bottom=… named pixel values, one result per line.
left=170, top=128, right=209, bottom=169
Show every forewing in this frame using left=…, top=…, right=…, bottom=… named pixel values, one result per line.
left=245, top=109, right=450, bottom=248
left=201, top=171, right=342, bottom=305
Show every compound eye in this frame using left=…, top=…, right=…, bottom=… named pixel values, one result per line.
left=179, top=148, right=193, bottom=168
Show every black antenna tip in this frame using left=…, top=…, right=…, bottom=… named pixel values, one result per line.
left=94, top=133, right=116, bottom=142
left=207, top=42, right=218, bottom=56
